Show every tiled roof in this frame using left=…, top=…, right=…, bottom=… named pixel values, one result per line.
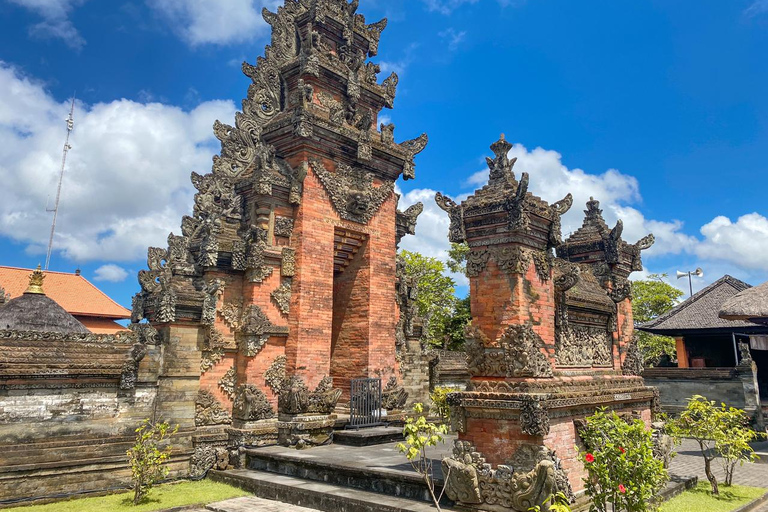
left=76, top=316, right=129, bottom=334
left=0, top=266, right=130, bottom=319
left=639, top=275, right=762, bottom=334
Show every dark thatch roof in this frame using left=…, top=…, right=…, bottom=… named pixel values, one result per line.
left=0, top=292, right=89, bottom=333
left=638, top=275, right=764, bottom=335
left=720, top=280, right=768, bottom=324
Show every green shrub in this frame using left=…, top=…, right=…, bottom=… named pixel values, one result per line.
left=578, top=409, right=668, bottom=512
left=127, top=419, right=178, bottom=505
left=430, top=386, right=458, bottom=423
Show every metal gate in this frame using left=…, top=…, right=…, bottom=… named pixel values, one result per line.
left=347, top=378, right=385, bottom=429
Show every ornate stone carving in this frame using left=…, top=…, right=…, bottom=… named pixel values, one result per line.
left=311, top=158, right=394, bottom=224
left=554, top=261, right=580, bottom=292
left=200, top=348, right=224, bottom=374
left=219, top=366, right=237, bottom=399
left=519, top=396, right=550, bottom=437
left=271, top=280, right=292, bottom=315
left=622, top=337, right=644, bottom=376
left=738, top=341, right=754, bottom=367
left=272, top=374, right=341, bottom=415
left=265, top=355, right=287, bottom=393
left=465, top=323, right=553, bottom=378
left=190, top=444, right=229, bottom=478
left=435, top=192, right=465, bottom=243
left=442, top=440, right=564, bottom=512
left=232, top=384, right=275, bottom=421
left=238, top=304, right=281, bottom=357
left=399, top=133, right=428, bottom=180
left=556, top=324, right=612, bottom=367
left=195, top=390, right=231, bottom=426
left=395, top=201, right=423, bottom=246
left=381, top=376, right=408, bottom=410
left=119, top=342, right=147, bottom=390
left=531, top=251, right=551, bottom=283
left=494, top=245, right=531, bottom=275
left=281, top=247, right=296, bottom=277
left=274, top=216, right=294, bottom=238
left=201, top=278, right=224, bottom=325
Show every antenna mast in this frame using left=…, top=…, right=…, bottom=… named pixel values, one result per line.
left=45, top=96, right=75, bottom=270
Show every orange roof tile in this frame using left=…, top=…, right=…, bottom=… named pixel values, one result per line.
left=76, top=316, right=129, bottom=334
left=0, top=266, right=131, bottom=319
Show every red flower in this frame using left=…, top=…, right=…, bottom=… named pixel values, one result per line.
left=619, top=484, right=627, bottom=494
left=585, top=453, right=595, bottom=463
left=619, top=447, right=625, bottom=454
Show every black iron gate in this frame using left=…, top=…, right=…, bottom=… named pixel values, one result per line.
left=347, top=378, right=385, bottom=429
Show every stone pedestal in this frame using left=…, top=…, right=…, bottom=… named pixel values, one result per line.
left=277, top=413, right=337, bottom=449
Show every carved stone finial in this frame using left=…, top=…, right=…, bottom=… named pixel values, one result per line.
left=487, top=136, right=515, bottom=186
left=25, top=265, right=45, bottom=294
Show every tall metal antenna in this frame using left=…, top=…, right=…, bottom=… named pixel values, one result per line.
left=45, top=96, right=75, bottom=270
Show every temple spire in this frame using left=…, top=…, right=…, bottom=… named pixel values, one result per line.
left=25, top=264, right=46, bottom=295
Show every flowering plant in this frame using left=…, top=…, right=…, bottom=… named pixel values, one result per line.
left=578, top=409, right=668, bottom=512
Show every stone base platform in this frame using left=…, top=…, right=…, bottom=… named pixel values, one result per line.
left=333, top=426, right=404, bottom=446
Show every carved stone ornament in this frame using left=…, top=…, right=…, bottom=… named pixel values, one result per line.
left=195, top=389, right=231, bottom=426
left=519, top=396, right=550, bottom=437
left=200, top=348, right=224, bottom=374
left=119, top=342, right=147, bottom=390
left=738, top=341, right=754, bottom=367
left=311, top=158, right=394, bottom=224
left=232, top=384, right=275, bottom=421
left=265, top=355, right=287, bottom=394
left=442, top=440, right=564, bottom=511
left=435, top=192, right=465, bottom=243
left=622, top=337, right=644, bottom=376
left=271, top=280, right=292, bottom=315
left=238, top=304, right=280, bottom=357
left=399, top=133, right=428, bottom=180
left=274, top=216, right=294, bottom=238
left=201, top=278, right=224, bottom=325
left=465, top=323, right=553, bottom=378
left=190, top=444, right=229, bottom=478
left=555, top=324, right=612, bottom=367
left=381, top=376, right=408, bottom=410
left=395, top=201, right=423, bottom=246
left=276, top=375, right=342, bottom=415
left=219, top=366, right=237, bottom=398
left=465, top=245, right=534, bottom=277
left=281, top=247, right=296, bottom=277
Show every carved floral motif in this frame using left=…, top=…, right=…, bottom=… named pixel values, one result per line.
left=311, top=159, right=394, bottom=224
left=195, top=390, right=231, bottom=426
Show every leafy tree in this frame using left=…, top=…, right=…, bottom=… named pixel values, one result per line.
left=716, top=404, right=762, bottom=485
left=399, top=250, right=458, bottom=348
left=127, top=419, right=178, bottom=505
left=632, top=274, right=684, bottom=366
left=578, top=409, right=668, bottom=512
left=396, top=403, right=450, bottom=511
left=666, top=395, right=724, bottom=494
left=429, top=386, right=459, bottom=424
left=446, top=242, right=469, bottom=274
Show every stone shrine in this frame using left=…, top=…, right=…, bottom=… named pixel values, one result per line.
left=438, top=136, right=657, bottom=510
left=130, top=0, right=427, bottom=473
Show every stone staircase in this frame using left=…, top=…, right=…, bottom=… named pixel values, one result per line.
left=208, top=441, right=456, bottom=512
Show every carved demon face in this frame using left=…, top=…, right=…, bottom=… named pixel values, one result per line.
left=347, top=192, right=369, bottom=217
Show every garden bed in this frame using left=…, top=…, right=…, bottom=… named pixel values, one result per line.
left=4, top=480, right=249, bottom=512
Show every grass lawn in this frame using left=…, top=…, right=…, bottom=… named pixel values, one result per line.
left=7, top=480, right=250, bottom=512
left=660, top=481, right=766, bottom=512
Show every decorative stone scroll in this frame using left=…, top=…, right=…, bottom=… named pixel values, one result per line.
left=232, top=384, right=274, bottom=421
left=519, top=396, right=550, bottom=437
left=465, top=245, right=534, bottom=278
left=311, top=159, right=394, bottom=224
left=218, top=366, right=237, bottom=398
left=381, top=376, right=408, bottom=410
left=271, top=280, right=292, bottom=315
left=435, top=192, right=465, bottom=243
left=395, top=201, right=423, bottom=246
left=465, top=323, right=553, bottom=378
left=442, top=440, right=568, bottom=512
left=195, top=390, right=231, bottom=426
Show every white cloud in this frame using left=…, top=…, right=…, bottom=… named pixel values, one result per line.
left=7, top=0, right=87, bottom=50
left=146, top=0, right=280, bottom=46
left=695, top=213, right=768, bottom=270
left=438, top=28, right=466, bottom=51
left=745, top=0, right=768, bottom=17
left=0, top=61, right=237, bottom=263
left=93, top=264, right=129, bottom=282
left=422, top=0, right=478, bottom=15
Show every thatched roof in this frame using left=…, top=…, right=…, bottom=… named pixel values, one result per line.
left=719, top=280, right=768, bottom=324
left=0, top=267, right=89, bottom=333
left=638, top=275, right=763, bottom=335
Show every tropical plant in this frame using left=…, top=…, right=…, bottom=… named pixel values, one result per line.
left=578, top=409, right=668, bottom=511
left=715, top=403, right=762, bottom=485
left=666, top=395, right=726, bottom=494
left=396, top=403, right=450, bottom=511
left=528, top=492, right=573, bottom=512
left=430, top=386, right=459, bottom=424
left=127, top=418, right=178, bottom=505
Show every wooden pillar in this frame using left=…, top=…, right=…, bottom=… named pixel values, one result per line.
left=675, top=336, right=689, bottom=368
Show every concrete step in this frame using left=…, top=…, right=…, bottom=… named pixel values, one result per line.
left=244, top=447, right=440, bottom=503
left=333, top=427, right=404, bottom=447
left=209, top=469, right=455, bottom=512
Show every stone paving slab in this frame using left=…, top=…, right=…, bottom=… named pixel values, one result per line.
left=207, top=496, right=320, bottom=512
left=670, top=439, right=768, bottom=489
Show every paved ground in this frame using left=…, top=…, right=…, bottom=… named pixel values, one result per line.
left=187, top=437, right=768, bottom=511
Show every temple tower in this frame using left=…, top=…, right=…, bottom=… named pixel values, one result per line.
left=439, top=137, right=656, bottom=510
left=132, top=0, right=426, bottom=468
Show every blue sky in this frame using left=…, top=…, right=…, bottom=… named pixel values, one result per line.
left=1, top=0, right=767, bottom=309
